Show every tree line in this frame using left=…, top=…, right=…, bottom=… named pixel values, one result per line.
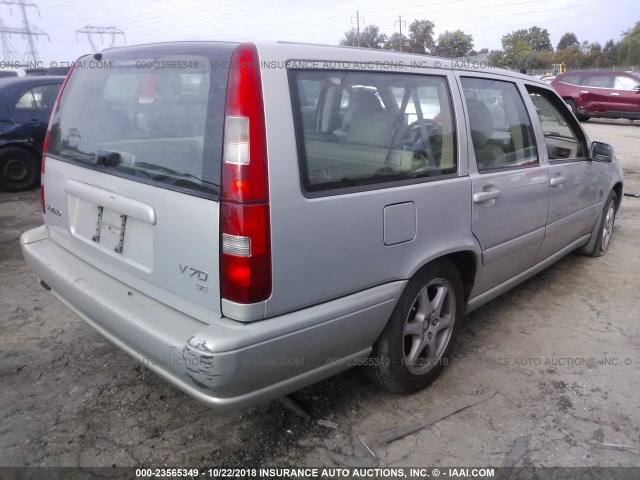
left=340, top=20, right=640, bottom=70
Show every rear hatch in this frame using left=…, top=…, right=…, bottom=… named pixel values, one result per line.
left=43, top=43, right=237, bottom=324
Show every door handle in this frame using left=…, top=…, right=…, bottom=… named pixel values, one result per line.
left=30, top=119, right=41, bottom=126
left=579, top=90, right=589, bottom=94
left=550, top=175, right=566, bottom=186
left=610, top=92, right=619, bottom=96
left=473, top=189, right=501, bottom=203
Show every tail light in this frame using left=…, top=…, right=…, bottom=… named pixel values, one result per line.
left=220, top=43, right=271, bottom=304
left=40, top=130, right=49, bottom=214
left=41, top=63, right=76, bottom=214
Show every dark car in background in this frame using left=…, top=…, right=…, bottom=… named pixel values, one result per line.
left=551, top=70, right=640, bottom=121
left=0, top=76, right=64, bottom=191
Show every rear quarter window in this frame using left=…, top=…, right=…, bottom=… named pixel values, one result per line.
left=289, top=70, right=457, bottom=194
left=558, top=74, right=584, bottom=86
left=48, top=45, right=235, bottom=199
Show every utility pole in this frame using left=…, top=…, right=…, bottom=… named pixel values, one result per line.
left=394, top=15, right=406, bottom=52
left=0, top=0, right=49, bottom=64
left=351, top=11, right=364, bottom=47
left=75, top=26, right=126, bottom=53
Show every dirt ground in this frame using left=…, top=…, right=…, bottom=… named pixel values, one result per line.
left=1, top=119, right=639, bottom=470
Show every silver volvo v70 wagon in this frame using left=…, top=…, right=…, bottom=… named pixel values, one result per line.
left=21, top=41, right=623, bottom=410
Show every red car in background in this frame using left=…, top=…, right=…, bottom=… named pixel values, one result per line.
left=551, top=70, right=640, bottom=121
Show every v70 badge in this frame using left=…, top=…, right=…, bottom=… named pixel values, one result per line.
left=179, top=263, right=208, bottom=282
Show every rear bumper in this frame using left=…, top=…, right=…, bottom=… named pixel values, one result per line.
left=21, top=226, right=403, bottom=410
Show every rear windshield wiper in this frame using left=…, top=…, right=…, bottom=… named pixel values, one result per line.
left=58, top=151, right=96, bottom=164
left=133, top=162, right=219, bottom=192
left=58, top=150, right=124, bottom=167
left=134, top=162, right=206, bottom=182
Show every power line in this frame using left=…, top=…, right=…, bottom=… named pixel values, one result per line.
left=0, top=0, right=49, bottom=63
left=42, top=0, right=160, bottom=32
left=75, top=25, right=125, bottom=53
left=20, top=0, right=627, bottom=61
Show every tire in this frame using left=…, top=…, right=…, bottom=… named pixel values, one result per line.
left=367, top=260, right=464, bottom=394
left=0, top=147, right=39, bottom=192
left=585, top=191, right=617, bottom=257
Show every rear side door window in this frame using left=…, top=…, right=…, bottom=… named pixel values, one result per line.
left=460, top=77, right=538, bottom=171
left=14, top=84, right=61, bottom=111
left=289, top=70, right=457, bottom=194
left=11, top=83, right=61, bottom=131
left=585, top=75, right=613, bottom=89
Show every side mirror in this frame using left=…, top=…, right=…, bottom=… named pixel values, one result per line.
left=590, top=141, right=613, bottom=162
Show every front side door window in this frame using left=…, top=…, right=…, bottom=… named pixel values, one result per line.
left=613, top=75, right=639, bottom=91
left=526, top=87, right=587, bottom=161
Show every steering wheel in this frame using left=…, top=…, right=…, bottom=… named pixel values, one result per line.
left=401, top=118, right=442, bottom=156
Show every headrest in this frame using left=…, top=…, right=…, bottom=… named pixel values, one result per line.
left=347, top=109, right=394, bottom=147
left=466, top=99, right=493, bottom=148
left=342, top=89, right=382, bottom=127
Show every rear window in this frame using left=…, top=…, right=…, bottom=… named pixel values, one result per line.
left=48, top=44, right=236, bottom=199
left=289, top=70, right=457, bottom=194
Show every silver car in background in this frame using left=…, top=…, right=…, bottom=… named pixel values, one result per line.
left=21, top=42, right=623, bottom=410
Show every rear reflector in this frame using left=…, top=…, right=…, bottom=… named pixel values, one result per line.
left=220, top=43, right=271, bottom=305
left=221, top=233, right=251, bottom=257
left=223, top=116, right=250, bottom=165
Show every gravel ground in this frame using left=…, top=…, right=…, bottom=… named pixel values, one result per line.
left=1, top=119, right=639, bottom=470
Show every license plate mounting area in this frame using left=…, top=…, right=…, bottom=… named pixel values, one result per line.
left=92, top=206, right=128, bottom=254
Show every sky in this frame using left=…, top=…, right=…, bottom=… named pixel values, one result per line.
left=0, top=0, right=638, bottom=65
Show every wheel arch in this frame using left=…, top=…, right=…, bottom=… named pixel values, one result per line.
left=0, top=141, right=41, bottom=161
left=410, top=249, right=479, bottom=303
left=612, top=182, right=623, bottom=211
